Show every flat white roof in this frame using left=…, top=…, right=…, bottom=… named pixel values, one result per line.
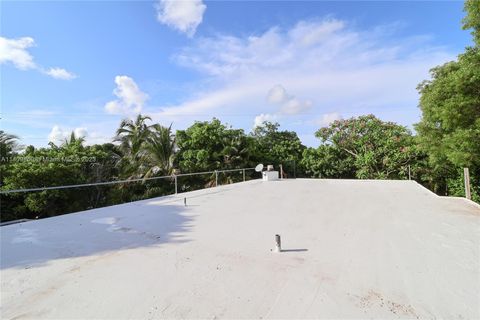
left=1, top=179, right=479, bottom=319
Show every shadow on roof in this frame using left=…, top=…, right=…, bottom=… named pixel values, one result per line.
left=1, top=200, right=195, bottom=270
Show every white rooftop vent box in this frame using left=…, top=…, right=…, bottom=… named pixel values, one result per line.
left=263, top=164, right=279, bottom=181
left=255, top=163, right=279, bottom=181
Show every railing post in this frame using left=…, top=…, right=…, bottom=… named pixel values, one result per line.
left=464, top=168, right=471, bottom=200
left=215, top=170, right=218, bottom=187
left=408, top=165, right=411, bottom=180
left=174, top=174, right=178, bottom=194
left=243, top=169, right=245, bottom=182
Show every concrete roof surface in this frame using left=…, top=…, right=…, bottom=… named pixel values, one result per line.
left=1, top=179, right=479, bottom=319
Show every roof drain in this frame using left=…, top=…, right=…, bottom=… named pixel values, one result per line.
left=274, top=234, right=282, bottom=253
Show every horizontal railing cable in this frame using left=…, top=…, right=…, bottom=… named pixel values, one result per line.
left=0, top=167, right=256, bottom=195
left=216, top=168, right=255, bottom=173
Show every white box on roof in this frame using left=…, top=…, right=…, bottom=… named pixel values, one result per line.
left=262, top=170, right=279, bottom=181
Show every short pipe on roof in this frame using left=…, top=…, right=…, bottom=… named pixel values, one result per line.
left=274, top=234, right=282, bottom=253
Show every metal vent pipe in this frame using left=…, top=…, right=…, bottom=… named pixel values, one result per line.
left=274, top=234, right=281, bottom=253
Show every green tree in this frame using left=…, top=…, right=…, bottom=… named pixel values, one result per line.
left=1, top=131, right=22, bottom=219
left=415, top=1, right=480, bottom=201
left=113, top=116, right=179, bottom=200
left=176, top=119, right=253, bottom=187
left=114, top=114, right=153, bottom=179
left=301, top=145, right=355, bottom=179
left=463, top=0, right=480, bottom=46
left=0, top=131, right=21, bottom=159
left=415, top=48, right=480, bottom=199
left=62, top=131, right=86, bottom=147
left=142, top=123, right=176, bottom=178
left=1, top=131, right=21, bottom=186
left=251, top=122, right=305, bottom=176
left=305, top=115, right=421, bottom=180
left=176, top=119, right=252, bottom=172
left=1, top=139, right=117, bottom=221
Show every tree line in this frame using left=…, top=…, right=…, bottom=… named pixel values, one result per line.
left=1, top=0, right=478, bottom=221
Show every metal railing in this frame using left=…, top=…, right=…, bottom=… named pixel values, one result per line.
left=0, top=167, right=257, bottom=195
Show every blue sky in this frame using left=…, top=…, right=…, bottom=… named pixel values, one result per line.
left=0, top=0, right=472, bottom=147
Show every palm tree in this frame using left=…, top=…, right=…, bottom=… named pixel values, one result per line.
left=0, top=130, right=21, bottom=158
left=221, top=135, right=249, bottom=168
left=62, top=132, right=86, bottom=148
left=115, top=114, right=152, bottom=155
left=215, top=135, right=250, bottom=185
left=142, top=123, right=176, bottom=178
left=114, top=114, right=152, bottom=178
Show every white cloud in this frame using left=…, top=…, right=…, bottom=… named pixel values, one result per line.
left=45, top=67, right=76, bottom=80
left=280, top=98, right=312, bottom=115
left=167, top=18, right=454, bottom=132
left=289, top=20, right=345, bottom=47
left=0, top=36, right=36, bottom=70
left=47, top=125, right=109, bottom=145
left=48, top=125, right=64, bottom=143
left=266, top=84, right=312, bottom=115
left=48, top=125, right=88, bottom=144
left=105, top=76, right=149, bottom=115
left=267, top=85, right=289, bottom=104
left=313, top=112, right=343, bottom=127
left=0, top=36, right=76, bottom=80
left=252, top=85, right=313, bottom=129
left=175, top=19, right=359, bottom=77
left=151, top=82, right=261, bottom=122
left=254, top=113, right=277, bottom=128
left=74, top=127, right=88, bottom=138
left=155, top=0, right=206, bottom=37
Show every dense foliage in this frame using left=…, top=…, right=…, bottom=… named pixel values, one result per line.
left=1, top=111, right=477, bottom=221
left=415, top=0, right=480, bottom=201
left=174, top=119, right=255, bottom=189
left=302, top=115, right=424, bottom=180
left=176, top=119, right=253, bottom=173
left=1, top=136, right=119, bottom=221
left=463, top=0, right=480, bottom=46
left=1, top=1, right=478, bottom=221
left=251, top=122, right=305, bottom=177
left=1, top=118, right=296, bottom=220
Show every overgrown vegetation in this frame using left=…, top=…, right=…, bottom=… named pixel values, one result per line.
left=302, top=115, right=425, bottom=180
left=1, top=1, right=478, bottom=221
left=415, top=0, right=480, bottom=201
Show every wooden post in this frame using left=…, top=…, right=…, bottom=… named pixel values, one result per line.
left=464, top=168, right=471, bottom=200
left=408, top=165, right=411, bottom=180
left=279, top=164, right=284, bottom=179
left=174, top=175, right=178, bottom=194
left=215, top=170, right=218, bottom=187
left=242, top=169, right=245, bottom=182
